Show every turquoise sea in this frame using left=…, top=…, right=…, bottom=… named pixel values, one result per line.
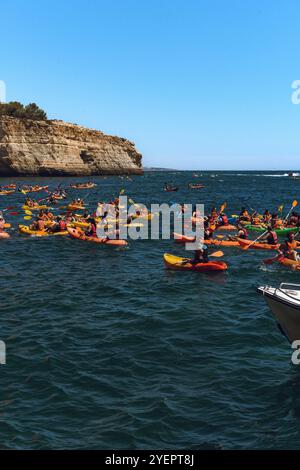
left=1, top=170, right=300, bottom=449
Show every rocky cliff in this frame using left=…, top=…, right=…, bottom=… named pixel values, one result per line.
left=0, top=116, right=142, bottom=176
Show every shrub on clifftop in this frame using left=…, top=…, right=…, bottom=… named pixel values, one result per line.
left=0, top=101, right=47, bottom=120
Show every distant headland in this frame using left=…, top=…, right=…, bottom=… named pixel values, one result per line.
left=0, top=102, right=143, bottom=176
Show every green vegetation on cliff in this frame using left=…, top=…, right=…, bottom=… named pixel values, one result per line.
left=0, top=101, right=47, bottom=120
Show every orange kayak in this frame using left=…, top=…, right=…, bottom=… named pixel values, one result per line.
left=278, top=257, right=300, bottom=270
left=237, top=238, right=279, bottom=250
left=67, top=227, right=127, bottom=246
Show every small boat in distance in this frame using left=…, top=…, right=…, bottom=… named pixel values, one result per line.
left=188, top=183, right=204, bottom=189
left=164, top=182, right=178, bottom=192
left=257, top=283, right=300, bottom=343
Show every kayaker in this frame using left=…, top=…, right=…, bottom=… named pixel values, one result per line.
left=260, top=226, right=278, bottom=245
left=271, top=213, right=281, bottom=229
left=85, top=218, right=97, bottom=237
left=239, top=207, right=251, bottom=222
left=192, top=244, right=209, bottom=264
left=237, top=224, right=248, bottom=239
left=218, top=212, right=229, bottom=226
left=289, top=211, right=298, bottom=226
left=279, top=233, right=300, bottom=261
left=204, top=219, right=214, bottom=240
left=210, top=207, right=218, bottom=220
left=263, top=210, right=271, bottom=223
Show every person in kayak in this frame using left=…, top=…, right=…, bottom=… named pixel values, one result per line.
left=50, top=216, right=67, bottom=233
left=288, top=211, right=298, bottom=226
left=270, top=213, right=281, bottom=229
left=204, top=219, right=214, bottom=240
left=263, top=210, right=271, bottom=223
left=218, top=212, right=229, bottom=226
left=31, top=216, right=45, bottom=232
left=85, top=218, right=97, bottom=237
left=237, top=224, right=248, bottom=239
left=192, top=244, right=209, bottom=264
left=239, top=207, right=251, bottom=222
left=260, top=226, right=278, bottom=245
left=279, top=233, right=300, bottom=261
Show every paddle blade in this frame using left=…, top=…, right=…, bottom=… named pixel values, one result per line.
left=25, top=210, right=32, bottom=216
left=9, top=212, right=18, bottom=216
left=21, top=189, right=27, bottom=194
left=210, top=250, right=224, bottom=257
left=293, top=200, right=298, bottom=207
left=24, top=216, right=32, bottom=220
left=216, top=234, right=225, bottom=239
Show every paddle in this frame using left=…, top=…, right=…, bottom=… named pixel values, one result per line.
left=241, top=230, right=268, bottom=250
left=284, top=200, right=298, bottom=222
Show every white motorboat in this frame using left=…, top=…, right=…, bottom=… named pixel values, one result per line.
left=257, top=283, right=300, bottom=343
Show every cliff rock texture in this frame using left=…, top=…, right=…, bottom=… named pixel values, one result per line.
left=0, top=116, right=142, bottom=176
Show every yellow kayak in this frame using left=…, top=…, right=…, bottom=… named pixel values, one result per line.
left=22, top=205, right=48, bottom=211
left=18, top=225, right=68, bottom=237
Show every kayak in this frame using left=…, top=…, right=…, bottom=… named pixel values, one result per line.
left=22, top=205, right=48, bottom=211
left=278, top=257, right=300, bottom=271
left=18, top=225, right=68, bottom=237
left=237, top=238, right=279, bottom=250
left=245, top=225, right=298, bottom=235
left=67, top=227, right=128, bottom=246
left=188, top=184, right=204, bottom=189
left=173, top=233, right=238, bottom=247
left=67, top=204, right=86, bottom=211
left=216, top=224, right=237, bottom=231
left=21, top=186, right=49, bottom=193
left=0, top=190, right=15, bottom=195
left=0, top=231, right=10, bottom=239
left=163, top=253, right=227, bottom=272
left=205, top=239, right=239, bottom=247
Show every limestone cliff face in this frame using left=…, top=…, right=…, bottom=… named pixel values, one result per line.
left=0, top=116, right=142, bottom=176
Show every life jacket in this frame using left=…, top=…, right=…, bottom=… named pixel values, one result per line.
left=267, top=231, right=278, bottom=245
left=286, top=240, right=298, bottom=250
left=221, top=215, right=228, bottom=225
left=59, top=220, right=67, bottom=231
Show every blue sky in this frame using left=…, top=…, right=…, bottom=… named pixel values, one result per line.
left=1, top=0, right=300, bottom=170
